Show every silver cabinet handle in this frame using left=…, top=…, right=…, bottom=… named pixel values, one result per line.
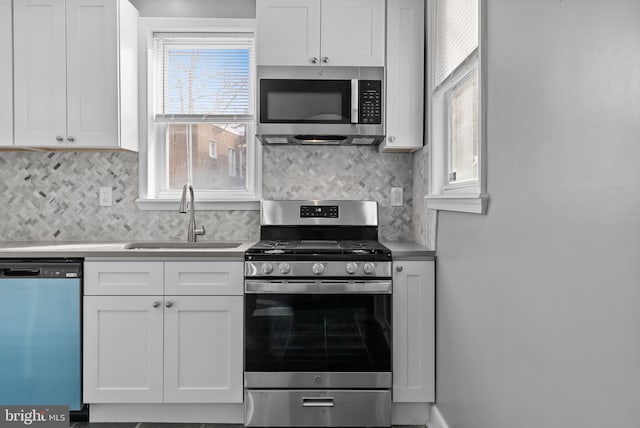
left=67, top=137, right=75, bottom=142
left=388, top=136, right=396, bottom=143
left=322, top=56, right=329, bottom=63
left=311, top=57, right=318, bottom=64
left=302, top=397, right=334, bottom=407
left=56, top=136, right=64, bottom=142
left=395, top=265, right=403, bottom=272
left=165, top=301, right=174, bottom=308
left=152, top=300, right=161, bottom=308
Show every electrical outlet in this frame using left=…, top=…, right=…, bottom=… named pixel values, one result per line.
left=99, top=187, right=112, bottom=207
left=391, top=187, right=403, bottom=207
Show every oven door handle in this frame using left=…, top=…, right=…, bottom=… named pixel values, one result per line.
left=245, top=280, right=392, bottom=294
left=302, top=397, right=335, bottom=407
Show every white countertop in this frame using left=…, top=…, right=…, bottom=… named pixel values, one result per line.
left=0, top=241, right=256, bottom=259
left=382, top=241, right=435, bottom=259
left=0, top=240, right=434, bottom=260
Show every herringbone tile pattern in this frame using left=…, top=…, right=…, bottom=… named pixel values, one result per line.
left=412, top=147, right=437, bottom=249
left=0, top=146, right=415, bottom=242
left=263, top=145, right=414, bottom=241
left=0, top=151, right=260, bottom=241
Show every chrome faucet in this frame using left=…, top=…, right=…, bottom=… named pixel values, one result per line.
left=179, top=184, right=206, bottom=242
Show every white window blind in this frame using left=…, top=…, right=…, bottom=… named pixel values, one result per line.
left=434, top=0, right=479, bottom=88
left=153, top=32, right=254, bottom=121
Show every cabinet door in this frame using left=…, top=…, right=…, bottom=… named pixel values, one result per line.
left=163, top=296, right=243, bottom=403
left=0, top=0, right=12, bottom=146
left=83, top=296, right=164, bottom=403
left=382, top=0, right=424, bottom=152
left=65, top=0, right=118, bottom=147
left=392, top=260, right=435, bottom=402
left=13, top=0, right=67, bottom=147
left=164, top=261, right=244, bottom=295
left=257, top=0, right=321, bottom=66
left=320, top=0, right=385, bottom=67
left=84, top=261, right=164, bottom=295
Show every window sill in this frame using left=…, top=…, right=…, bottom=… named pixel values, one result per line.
left=135, top=198, right=260, bottom=211
left=424, top=193, right=489, bottom=214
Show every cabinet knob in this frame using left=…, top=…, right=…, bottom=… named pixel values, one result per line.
left=165, top=301, right=174, bottom=308
left=395, top=265, right=403, bottom=272
left=311, top=57, right=318, bottom=64
left=152, top=300, right=161, bottom=308
left=322, top=56, right=329, bottom=64
left=56, top=136, right=64, bottom=142
left=67, top=136, right=75, bottom=143
left=388, top=136, right=396, bottom=143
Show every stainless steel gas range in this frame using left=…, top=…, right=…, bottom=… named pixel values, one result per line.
left=244, top=200, right=392, bottom=427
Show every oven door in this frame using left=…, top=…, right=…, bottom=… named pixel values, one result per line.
left=244, top=280, right=391, bottom=389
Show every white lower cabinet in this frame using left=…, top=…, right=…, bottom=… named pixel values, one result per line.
left=83, top=260, right=243, bottom=405
left=392, top=260, right=435, bottom=402
left=83, top=296, right=164, bottom=403
left=163, top=295, right=243, bottom=403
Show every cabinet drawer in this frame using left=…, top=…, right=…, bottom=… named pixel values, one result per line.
left=165, top=262, right=243, bottom=295
left=84, top=262, right=164, bottom=295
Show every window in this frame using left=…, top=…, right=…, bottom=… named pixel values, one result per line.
left=209, top=140, right=218, bottom=159
left=426, top=0, right=488, bottom=214
left=137, top=18, right=260, bottom=210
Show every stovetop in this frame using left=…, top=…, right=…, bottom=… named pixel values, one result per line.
left=246, top=240, right=391, bottom=256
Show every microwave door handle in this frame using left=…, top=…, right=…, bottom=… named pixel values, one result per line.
left=351, top=79, right=358, bottom=124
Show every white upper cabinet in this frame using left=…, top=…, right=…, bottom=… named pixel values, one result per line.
left=257, top=0, right=385, bottom=67
left=13, top=0, right=67, bottom=147
left=257, top=0, right=320, bottom=66
left=13, top=0, right=138, bottom=150
left=381, top=0, right=424, bottom=152
left=0, top=0, right=13, bottom=147
left=320, top=0, right=385, bottom=67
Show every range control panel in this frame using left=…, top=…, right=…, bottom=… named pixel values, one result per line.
left=300, top=205, right=339, bottom=218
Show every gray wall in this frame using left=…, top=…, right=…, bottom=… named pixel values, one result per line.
left=434, top=1, right=640, bottom=427
left=130, top=0, right=256, bottom=18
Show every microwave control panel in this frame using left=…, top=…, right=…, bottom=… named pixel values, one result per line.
left=358, top=80, right=382, bottom=124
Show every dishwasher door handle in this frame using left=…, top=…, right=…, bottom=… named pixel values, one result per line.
left=0, top=268, right=41, bottom=277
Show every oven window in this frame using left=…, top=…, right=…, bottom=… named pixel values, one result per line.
left=245, top=294, right=391, bottom=372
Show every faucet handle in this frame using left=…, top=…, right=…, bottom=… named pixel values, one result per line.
left=195, top=225, right=206, bottom=237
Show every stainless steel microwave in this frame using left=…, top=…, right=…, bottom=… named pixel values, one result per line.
left=257, top=78, right=384, bottom=145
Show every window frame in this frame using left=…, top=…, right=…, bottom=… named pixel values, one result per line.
left=136, top=18, right=261, bottom=211
left=425, top=0, right=489, bottom=214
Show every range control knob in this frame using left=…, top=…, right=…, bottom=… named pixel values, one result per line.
left=363, top=262, right=375, bottom=274
left=279, top=263, right=291, bottom=274
left=261, top=263, right=274, bottom=274
left=346, top=262, right=358, bottom=275
left=312, top=263, right=325, bottom=275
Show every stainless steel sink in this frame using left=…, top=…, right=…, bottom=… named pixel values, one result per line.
left=123, top=242, right=242, bottom=250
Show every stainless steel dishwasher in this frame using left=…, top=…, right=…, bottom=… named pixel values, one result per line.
left=0, top=259, right=82, bottom=410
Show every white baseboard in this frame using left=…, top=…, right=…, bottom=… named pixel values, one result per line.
left=391, top=403, right=431, bottom=425
left=427, top=405, right=450, bottom=428
left=88, top=403, right=244, bottom=423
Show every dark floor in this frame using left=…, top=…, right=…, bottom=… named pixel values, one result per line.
left=71, top=425, right=422, bottom=428
left=71, top=425, right=243, bottom=428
